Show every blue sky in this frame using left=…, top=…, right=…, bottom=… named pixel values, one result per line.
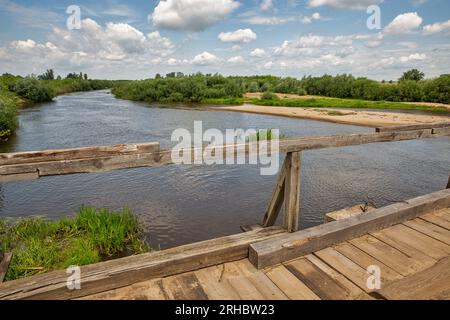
left=0, top=0, right=449, bottom=80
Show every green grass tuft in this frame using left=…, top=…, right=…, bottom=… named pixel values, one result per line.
left=0, top=207, right=150, bottom=281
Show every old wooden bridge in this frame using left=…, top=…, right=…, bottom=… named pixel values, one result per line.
left=0, top=122, right=449, bottom=300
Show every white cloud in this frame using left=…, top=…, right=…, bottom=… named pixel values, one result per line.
left=244, top=16, right=296, bottom=25
left=308, top=0, right=383, bottom=10
left=11, top=39, right=36, bottom=51
left=227, top=55, right=245, bottom=63
left=384, top=12, right=423, bottom=35
left=218, top=29, right=257, bottom=43
left=423, top=19, right=450, bottom=35
left=260, top=0, right=273, bottom=11
left=264, top=61, right=274, bottom=69
left=151, top=0, right=240, bottom=31
left=399, top=53, right=426, bottom=63
left=0, top=18, right=176, bottom=77
left=301, top=12, right=321, bottom=24
left=250, top=48, right=267, bottom=57
left=191, top=51, right=220, bottom=65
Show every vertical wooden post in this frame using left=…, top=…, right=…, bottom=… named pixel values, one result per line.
left=447, top=175, right=450, bottom=189
left=283, top=152, right=301, bottom=232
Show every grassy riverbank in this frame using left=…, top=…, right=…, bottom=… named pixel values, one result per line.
left=204, top=96, right=450, bottom=114
left=0, top=74, right=114, bottom=140
left=112, top=72, right=450, bottom=115
left=0, top=206, right=150, bottom=281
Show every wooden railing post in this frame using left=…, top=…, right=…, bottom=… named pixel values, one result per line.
left=283, top=152, right=301, bottom=232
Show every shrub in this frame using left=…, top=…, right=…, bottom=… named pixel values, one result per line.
left=261, top=91, right=279, bottom=100
left=9, top=78, right=55, bottom=102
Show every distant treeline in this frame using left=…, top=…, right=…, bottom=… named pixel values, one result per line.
left=0, top=72, right=114, bottom=140
left=113, top=70, right=450, bottom=105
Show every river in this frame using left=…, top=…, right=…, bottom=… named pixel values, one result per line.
left=0, top=90, right=449, bottom=249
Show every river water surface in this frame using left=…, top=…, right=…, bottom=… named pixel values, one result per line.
left=0, top=90, right=449, bottom=248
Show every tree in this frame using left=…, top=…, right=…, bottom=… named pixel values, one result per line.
left=38, top=69, right=54, bottom=80
left=399, top=69, right=425, bottom=82
left=84, top=73, right=88, bottom=80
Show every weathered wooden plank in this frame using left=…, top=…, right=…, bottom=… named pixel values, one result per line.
left=375, top=122, right=450, bottom=133
left=233, top=259, right=288, bottom=300
left=240, top=224, right=263, bottom=232
left=194, top=265, right=240, bottom=300
left=0, top=172, right=39, bottom=183
left=0, top=153, right=163, bottom=176
left=283, top=152, right=301, bottom=232
left=0, top=226, right=286, bottom=300
left=0, top=142, right=160, bottom=166
left=264, top=265, right=320, bottom=300
left=376, top=224, right=450, bottom=260
left=314, top=247, right=374, bottom=292
left=79, top=278, right=167, bottom=300
left=432, top=126, right=450, bottom=137
left=262, top=157, right=288, bottom=227
left=285, top=256, right=369, bottom=300
left=373, top=257, right=450, bottom=300
left=221, top=262, right=266, bottom=300
left=369, top=228, right=437, bottom=266
left=403, top=218, right=450, bottom=245
left=349, top=235, right=432, bottom=277
left=279, top=129, right=437, bottom=153
left=2, top=127, right=449, bottom=182
left=0, top=253, right=12, bottom=283
left=420, top=212, right=450, bottom=230
left=249, top=189, right=450, bottom=269
left=325, top=204, right=375, bottom=223
left=162, top=272, right=208, bottom=300
left=333, top=242, right=403, bottom=282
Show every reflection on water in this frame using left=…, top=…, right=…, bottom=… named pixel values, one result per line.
left=0, top=90, right=449, bottom=248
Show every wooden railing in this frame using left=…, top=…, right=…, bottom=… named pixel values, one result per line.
left=0, top=122, right=449, bottom=233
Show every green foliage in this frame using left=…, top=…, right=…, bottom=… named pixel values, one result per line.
left=399, top=69, right=425, bottom=82
left=38, top=69, right=55, bottom=80
left=0, top=93, right=18, bottom=140
left=9, top=77, right=55, bottom=103
left=1, top=207, right=150, bottom=281
left=112, top=73, right=245, bottom=103
left=261, top=91, right=279, bottom=100
left=301, top=73, right=450, bottom=104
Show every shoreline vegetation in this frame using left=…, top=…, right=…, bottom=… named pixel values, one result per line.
left=0, top=206, right=150, bottom=281
left=111, top=71, right=450, bottom=114
left=0, top=71, right=114, bottom=140
left=2, top=69, right=450, bottom=141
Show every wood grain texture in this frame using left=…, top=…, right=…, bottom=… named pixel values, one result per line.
left=374, top=257, right=450, bottom=300
left=249, top=189, right=450, bottom=269
left=0, top=226, right=286, bottom=300
left=283, top=152, right=301, bottom=232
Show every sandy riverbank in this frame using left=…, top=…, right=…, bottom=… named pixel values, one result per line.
left=211, top=104, right=450, bottom=128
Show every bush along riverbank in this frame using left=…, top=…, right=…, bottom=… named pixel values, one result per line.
left=112, top=71, right=450, bottom=114
left=0, top=206, right=150, bottom=281
left=0, top=72, right=114, bottom=141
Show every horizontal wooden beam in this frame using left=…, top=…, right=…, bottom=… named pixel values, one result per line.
left=0, top=226, right=286, bottom=300
left=1, top=126, right=449, bottom=182
left=0, top=142, right=160, bottom=166
left=375, top=122, right=450, bottom=133
left=249, top=189, right=450, bottom=269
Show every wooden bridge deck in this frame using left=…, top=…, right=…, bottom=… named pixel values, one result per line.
left=82, top=207, right=450, bottom=300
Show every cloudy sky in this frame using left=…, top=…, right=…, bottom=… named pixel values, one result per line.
left=0, top=0, right=449, bottom=80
